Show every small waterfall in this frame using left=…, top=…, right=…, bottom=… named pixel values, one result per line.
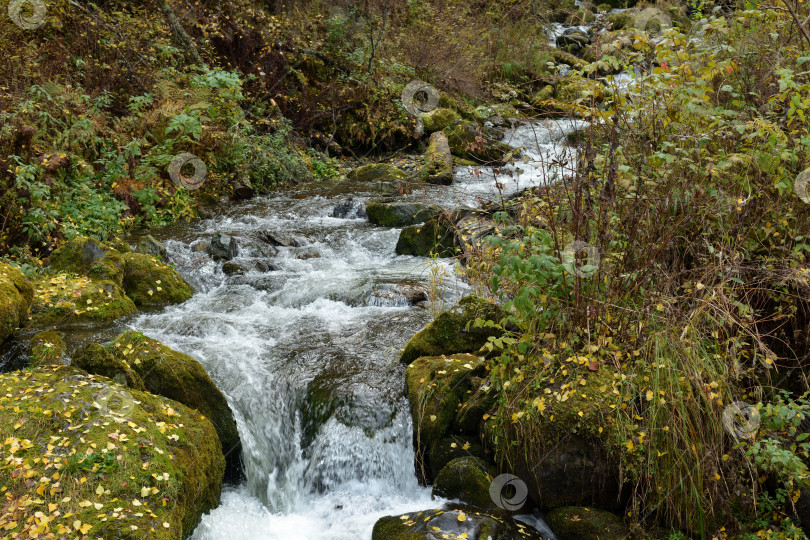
left=106, top=120, right=579, bottom=538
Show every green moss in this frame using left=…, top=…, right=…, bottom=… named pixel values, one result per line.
left=347, top=163, right=410, bottom=183
left=30, top=274, right=137, bottom=326
left=366, top=199, right=442, bottom=227
left=0, top=365, right=224, bottom=539
left=399, top=296, right=506, bottom=364
left=109, top=331, right=242, bottom=480
left=455, top=377, right=496, bottom=435
left=405, top=354, right=486, bottom=464
left=73, top=343, right=146, bottom=390
left=46, top=236, right=126, bottom=286
left=29, top=331, right=66, bottom=367
left=607, top=11, right=634, bottom=30
left=419, top=131, right=454, bottom=185
left=121, top=253, right=193, bottom=308
left=442, top=122, right=514, bottom=164
left=395, top=218, right=455, bottom=257
left=432, top=456, right=494, bottom=509
left=545, top=506, right=629, bottom=539
left=419, top=108, right=461, bottom=134
left=0, top=262, right=34, bottom=343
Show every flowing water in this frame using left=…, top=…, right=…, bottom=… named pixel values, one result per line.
left=5, top=120, right=583, bottom=538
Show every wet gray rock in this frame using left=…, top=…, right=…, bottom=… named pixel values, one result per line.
left=136, top=235, right=167, bottom=261
left=332, top=197, right=367, bottom=219
left=372, top=508, right=546, bottom=540
left=258, top=231, right=307, bottom=248
left=208, top=233, right=238, bottom=261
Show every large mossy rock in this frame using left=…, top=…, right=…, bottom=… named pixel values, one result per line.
left=443, top=122, right=514, bottom=164
left=399, top=296, right=506, bottom=364
left=29, top=274, right=137, bottom=326
left=29, top=330, right=66, bottom=367
left=0, top=365, right=224, bottom=539
left=73, top=342, right=146, bottom=390
left=366, top=198, right=443, bottom=227
left=347, top=163, right=410, bottom=183
left=46, top=236, right=126, bottom=286
left=122, top=253, right=193, bottom=307
left=420, top=107, right=461, bottom=134
left=108, top=331, right=242, bottom=480
left=420, top=131, right=454, bottom=185
left=395, top=217, right=456, bottom=257
left=484, top=366, right=623, bottom=510
left=372, top=508, right=544, bottom=540
left=0, top=262, right=33, bottom=342
left=432, top=456, right=494, bottom=510
left=546, top=506, right=629, bottom=540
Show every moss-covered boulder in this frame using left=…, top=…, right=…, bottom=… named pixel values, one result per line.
left=73, top=342, right=146, bottom=390
left=484, top=366, right=623, bottom=510
left=30, top=274, right=137, bottom=326
left=46, top=236, right=126, bottom=286
left=442, top=122, right=514, bottom=164
left=395, top=217, right=456, bottom=257
left=399, top=296, right=506, bottom=364
left=406, top=354, right=486, bottom=444
left=121, top=253, right=193, bottom=307
left=432, top=456, right=494, bottom=510
left=0, top=365, right=224, bottom=539
left=419, top=131, right=454, bottom=185
left=607, top=10, right=634, bottom=30
left=419, top=107, right=461, bottom=134
left=29, top=330, right=66, bottom=367
left=371, top=508, right=544, bottom=540
left=347, top=163, right=410, bottom=183
left=546, top=507, right=629, bottom=540
left=0, top=262, right=33, bottom=343
left=474, top=103, right=521, bottom=126
left=108, top=331, right=242, bottom=481
left=366, top=199, right=443, bottom=227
